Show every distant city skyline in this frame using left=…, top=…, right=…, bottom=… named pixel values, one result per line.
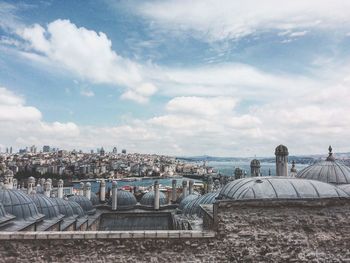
left=1, top=1, right=350, bottom=156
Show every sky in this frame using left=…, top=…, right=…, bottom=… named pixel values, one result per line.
left=0, top=0, right=350, bottom=157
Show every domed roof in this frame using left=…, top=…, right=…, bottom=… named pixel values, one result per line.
left=218, top=177, right=348, bottom=200
left=68, top=195, right=96, bottom=215
left=0, top=189, right=44, bottom=221
left=140, top=191, right=167, bottom=206
left=0, top=202, right=15, bottom=225
left=107, top=190, right=137, bottom=209
left=50, top=198, right=75, bottom=218
left=275, top=144, right=289, bottom=155
left=90, top=192, right=99, bottom=205
left=178, top=193, right=200, bottom=210
left=250, top=159, right=261, bottom=167
left=29, top=193, right=62, bottom=220
left=296, top=147, right=350, bottom=185
left=67, top=201, right=86, bottom=218
left=183, top=192, right=219, bottom=218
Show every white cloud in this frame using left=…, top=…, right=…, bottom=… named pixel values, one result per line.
left=80, top=89, right=95, bottom=97
left=136, top=0, right=350, bottom=41
left=17, top=19, right=156, bottom=103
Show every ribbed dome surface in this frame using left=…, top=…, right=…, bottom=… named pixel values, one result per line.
left=29, top=193, right=61, bottom=220
left=0, top=202, right=15, bottom=224
left=0, top=189, right=44, bottom=221
left=140, top=191, right=167, bottom=206
left=107, top=190, right=137, bottom=209
left=218, top=177, right=348, bottom=200
left=67, top=201, right=86, bottom=217
left=68, top=195, right=96, bottom=215
left=50, top=198, right=75, bottom=218
left=178, top=193, right=200, bottom=210
left=296, top=161, right=350, bottom=185
left=90, top=192, right=99, bottom=205
left=183, top=192, right=219, bottom=218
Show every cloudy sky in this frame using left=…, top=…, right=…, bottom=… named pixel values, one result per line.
left=0, top=0, right=350, bottom=156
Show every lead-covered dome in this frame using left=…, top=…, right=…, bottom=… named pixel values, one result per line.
left=0, top=189, right=44, bottom=221
left=0, top=202, right=15, bottom=225
left=107, top=190, right=137, bottom=209
left=50, top=198, right=75, bottom=218
left=178, top=193, right=200, bottom=210
left=296, top=146, right=350, bottom=185
left=68, top=195, right=96, bottom=215
left=90, top=192, right=99, bottom=205
left=218, top=177, right=348, bottom=200
left=29, top=193, right=62, bottom=220
left=67, top=201, right=86, bottom=218
left=140, top=191, right=167, bottom=206
left=183, top=192, right=219, bottom=218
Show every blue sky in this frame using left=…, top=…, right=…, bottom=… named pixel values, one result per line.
left=1, top=0, right=350, bottom=156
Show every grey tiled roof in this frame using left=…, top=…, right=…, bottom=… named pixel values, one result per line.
left=218, top=177, right=349, bottom=200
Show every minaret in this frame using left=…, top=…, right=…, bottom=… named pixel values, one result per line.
left=182, top=180, right=188, bottom=199
left=27, top=176, right=35, bottom=194
left=100, top=179, right=106, bottom=202
left=58, top=179, right=64, bottom=198
left=154, top=180, right=160, bottom=210
left=79, top=182, right=85, bottom=196
left=275, top=145, right=289, bottom=177
left=188, top=180, right=194, bottom=195
left=85, top=182, right=91, bottom=200
left=111, top=181, right=118, bottom=211
left=250, top=159, right=261, bottom=177
left=171, top=179, right=177, bottom=203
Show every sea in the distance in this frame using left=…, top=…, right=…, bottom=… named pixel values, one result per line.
left=73, top=161, right=309, bottom=193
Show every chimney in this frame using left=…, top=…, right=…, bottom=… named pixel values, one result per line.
left=44, top=180, right=51, bottom=197
left=79, top=182, right=85, bottom=196
left=154, top=180, right=160, bottom=210
left=189, top=180, right=194, bottom=195
left=100, top=179, right=106, bottom=202
left=111, top=181, right=118, bottom=211
left=171, top=179, right=177, bottom=203
left=58, top=179, right=64, bottom=199
left=182, top=180, right=188, bottom=199
left=27, top=176, right=35, bottom=194
left=85, top=182, right=91, bottom=200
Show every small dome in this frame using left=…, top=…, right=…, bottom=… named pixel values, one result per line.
left=140, top=191, right=167, bottom=206
left=67, top=201, right=86, bottom=218
left=275, top=145, right=289, bottom=156
left=178, top=193, right=200, bottom=210
left=296, top=147, right=350, bottom=185
left=107, top=190, right=137, bottom=209
left=183, top=192, right=219, bottom=218
left=29, top=193, right=62, bottom=220
left=50, top=198, right=75, bottom=218
left=0, top=189, right=44, bottom=221
left=90, top=192, right=99, bottom=205
left=68, top=195, right=96, bottom=215
left=0, top=201, right=15, bottom=225
left=218, top=177, right=348, bottom=200
left=250, top=159, right=261, bottom=167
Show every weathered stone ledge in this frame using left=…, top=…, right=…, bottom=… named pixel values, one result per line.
left=0, top=230, right=216, bottom=240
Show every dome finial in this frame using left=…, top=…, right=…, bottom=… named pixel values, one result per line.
left=329, top=145, right=332, bottom=154
left=326, top=145, right=335, bottom=161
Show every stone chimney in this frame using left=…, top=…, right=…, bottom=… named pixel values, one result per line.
left=44, top=180, right=51, bottom=197
left=189, top=180, right=194, bottom=195
left=171, top=179, right=177, bottom=203
left=182, top=180, right=188, bottom=199
left=85, top=182, right=91, bottom=200
left=58, top=179, right=64, bottom=199
left=100, top=179, right=106, bottom=202
left=275, top=145, right=289, bottom=177
left=3, top=170, right=14, bottom=189
left=207, top=176, right=213, bottom=193
left=154, top=180, right=160, bottom=210
left=111, top=181, right=118, bottom=211
left=13, top=178, right=18, bottom=189
left=27, top=176, right=35, bottom=194
left=79, top=182, right=85, bottom=196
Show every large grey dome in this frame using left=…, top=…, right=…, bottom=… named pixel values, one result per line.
left=29, top=193, right=62, bottom=220
left=140, top=191, right=167, bottom=206
left=107, top=190, right=137, bottom=209
left=0, top=202, right=15, bottom=225
left=67, top=201, right=86, bottom=218
left=68, top=195, right=96, bottom=215
left=90, top=192, right=99, bottom=205
left=218, top=177, right=348, bottom=200
left=183, top=192, right=219, bottom=218
left=178, top=193, right=200, bottom=210
left=51, top=198, right=75, bottom=218
left=0, top=189, right=44, bottom=221
left=296, top=147, right=350, bottom=185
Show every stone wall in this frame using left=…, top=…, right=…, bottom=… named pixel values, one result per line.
left=1, top=199, right=350, bottom=262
